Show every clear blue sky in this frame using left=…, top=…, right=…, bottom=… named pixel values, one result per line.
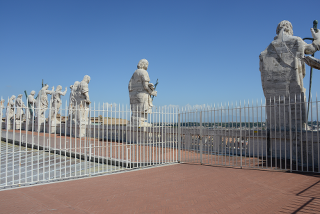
left=1, top=0, right=320, bottom=107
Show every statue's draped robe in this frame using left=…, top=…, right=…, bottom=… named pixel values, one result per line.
left=15, top=97, right=25, bottom=120
left=28, top=94, right=36, bottom=118
left=128, top=68, right=155, bottom=126
left=259, top=34, right=307, bottom=129
left=128, top=68, right=152, bottom=113
left=6, top=98, right=15, bottom=121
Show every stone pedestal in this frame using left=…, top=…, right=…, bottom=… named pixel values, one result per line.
left=35, top=117, right=45, bottom=132
left=49, top=120, right=60, bottom=134
left=6, top=120, right=13, bottom=130
left=27, top=120, right=35, bottom=131
left=15, top=120, right=22, bottom=130
left=67, top=121, right=88, bottom=138
left=265, top=94, right=306, bottom=130
left=129, top=117, right=152, bottom=127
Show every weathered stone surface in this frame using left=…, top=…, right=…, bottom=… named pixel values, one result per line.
left=67, top=75, right=91, bottom=137
left=6, top=95, right=15, bottom=129
left=27, top=90, right=36, bottom=117
left=259, top=20, right=320, bottom=129
left=35, top=85, right=54, bottom=132
left=50, top=85, right=67, bottom=124
left=128, top=59, right=157, bottom=127
left=15, top=94, right=26, bottom=120
left=49, top=85, right=67, bottom=133
left=0, top=99, right=5, bottom=128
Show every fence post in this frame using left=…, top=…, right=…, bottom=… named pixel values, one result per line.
left=289, top=96, right=292, bottom=172
left=178, top=112, right=181, bottom=163
left=200, top=111, right=203, bottom=164
left=240, top=102, right=242, bottom=169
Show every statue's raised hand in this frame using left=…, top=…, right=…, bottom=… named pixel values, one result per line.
left=52, top=86, right=55, bottom=91
left=311, top=28, right=320, bottom=41
left=151, top=91, right=157, bottom=97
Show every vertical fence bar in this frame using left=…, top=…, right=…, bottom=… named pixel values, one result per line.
left=316, top=94, right=320, bottom=173
left=295, top=94, right=298, bottom=171
left=289, top=96, right=292, bottom=172
left=224, top=103, right=227, bottom=166
left=306, top=95, right=309, bottom=172
left=311, top=94, right=314, bottom=172
left=279, top=96, right=281, bottom=170
left=199, top=111, right=203, bottom=164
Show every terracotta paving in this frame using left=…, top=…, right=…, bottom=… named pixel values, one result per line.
left=0, top=163, right=320, bottom=214
left=2, top=130, right=180, bottom=164
left=2, top=130, right=268, bottom=168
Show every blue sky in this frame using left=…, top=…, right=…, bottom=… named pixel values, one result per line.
left=1, top=0, right=320, bottom=107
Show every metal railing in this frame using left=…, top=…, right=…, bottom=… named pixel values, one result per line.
left=179, top=95, right=320, bottom=173
left=1, top=94, right=320, bottom=189
left=0, top=101, right=179, bottom=189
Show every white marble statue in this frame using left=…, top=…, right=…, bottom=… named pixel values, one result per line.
left=36, top=85, right=54, bottom=121
left=260, top=20, right=320, bottom=129
left=27, top=90, right=36, bottom=118
left=128, top=59, right=157, bottom=126
left=68, top=76, right=90, bottom=121
left=6, top=95, right=16, bottom=128
left=0, top=99, right=4, bottom=110
left=69, top=81, right=80, bottom=109
left=68, top=75, right=91, bottom=137
left=50, top=85, right=67, bottom=123
left=0, top=99, right=5, bottom=127
left=15, top=94, right=26, bottom=120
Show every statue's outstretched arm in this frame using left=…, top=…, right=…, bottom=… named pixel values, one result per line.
left=61, top=87, right=68, bottom=96
left=305, top=28, right=320, bottom=54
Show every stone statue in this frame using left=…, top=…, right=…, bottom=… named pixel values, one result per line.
left=0, top=99, right=4, bottom=110
left=128, top=59, right=157, bottom=126
left=67, top=75, right=91, bottom=137
left=50, top=85, right=67, bottom=123
left=69, top=81, right=80, bottom=109
left=259, top=20, right=320, bottom=129
left=6, top=95, right=16, bottom=129
left=35, top=85, right=54, bottom=132
left=0, top=99, right=5, bottom=127
left=27, top=90, right=36, bottom=118
left=15, top=94, right=26, bottom=120
left=68, top=76, right=90, bottom=121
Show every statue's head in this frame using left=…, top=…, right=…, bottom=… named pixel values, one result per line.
left=30, top=90, right=35, bottom=95
left=11, top=95, right=16, bottom=100
left=276, top=20, right=293, bottom=36
left=44, top=84, right=49, bottom=90
left=56, top=85, right=62, bottom=91
left=137, top=59, right=149, bottom=70
left=83, top=75, right=90, bottom=84
left=18, top=94, right=23, bottom=98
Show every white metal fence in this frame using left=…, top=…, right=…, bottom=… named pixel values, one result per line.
left=0, top=102, right=179, bottom=189
left=179, top=95, right=320, bottom=173
left=1, top=95, right=320, bottom=189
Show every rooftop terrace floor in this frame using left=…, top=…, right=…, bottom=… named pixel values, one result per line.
left=0, top=163, right=320, bottom=213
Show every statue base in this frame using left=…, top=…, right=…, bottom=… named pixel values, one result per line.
left=6, top=120, right=13, bottom=130
left=129, top=116, right=152, bottom=127
left=27, top=120, right=35, bottom=131
left=49, top=119, right=61, bottom=134
left=35, top=117, right=46, bottom=132
left=66, top=120, right=89, bottom=138
left=15, top=120, right=22, bottom=130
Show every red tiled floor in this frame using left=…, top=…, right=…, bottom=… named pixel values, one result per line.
left=1, top=163, right=320, bottom=213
